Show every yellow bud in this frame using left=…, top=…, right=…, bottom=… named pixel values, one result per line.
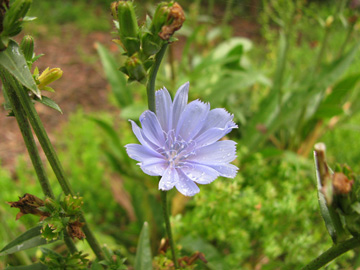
left=37, top=68, right=63, bottom=90
left=325, top=16, right=334, bottom=28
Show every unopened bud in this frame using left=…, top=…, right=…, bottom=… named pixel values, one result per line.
left=2, top=0, right=31, bottom=36
left=37, top=68, right=63, bottom=90
left=125, top=54, right=146, bottom=82
left=114, top=1, right=140, bottom=55
left=325, top=16, right=334, bottom=28
left=20, top=35, right=34, bottom=62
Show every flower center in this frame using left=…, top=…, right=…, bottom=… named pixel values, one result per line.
left=160, top=130, right=195, bottom=168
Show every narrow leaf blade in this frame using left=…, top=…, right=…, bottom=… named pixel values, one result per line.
left=35, top=96, right=62, bottom=114
left=5, top=263, right=48, bottom=270
left=96, top=43, right=132, bottom=107
left=313, top=151, right=347, bottom=244
left=0, top=226, right=51, bottom=256
left=135, top=222, right=152, bottom=270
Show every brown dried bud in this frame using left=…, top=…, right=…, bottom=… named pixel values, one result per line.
left=348, top=15, right=359, bottom=25
left=333, top=172, right=354, bottom=195
left=158, top=2, right=185, bottom=40
left=178, top=251, right=208, bottom=267
left=67, top=220, right=85, bottom=240
left=7, top=193, right=50, bottom=220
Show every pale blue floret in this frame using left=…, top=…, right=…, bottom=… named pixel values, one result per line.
left=125, top=82, right=238, bottom=196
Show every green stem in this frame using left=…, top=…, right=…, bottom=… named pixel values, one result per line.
left=1, top=73, right=54, bottom=199
left=338, top=22, right=355, bottom=57
left=161, top=191, right=178, bottom=269
left=6, top=72, right=104, bottom=260
left=145, top=43, right=178, bottom=267
left=314, top=26, right=331, bottom=72
left=0, top=70, right=78, bottom=254
left=301, top=237, right=360, bottom=270
left=146, top=44, right=168, bottom=112
left=222, top=0, right=234, bottom=26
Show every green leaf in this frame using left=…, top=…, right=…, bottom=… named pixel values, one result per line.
left=0, top=40, right=40, bottom=98
left=5, top=263, right=48, bottom=270
left=120, top=103, right=147, bottom=120
left=96, top=43, right=132, bottom=107
left=242, top=40, right=360, bottom=153
left=313, top=153, right=347, bottom=244
left=34, top=96, right=62, bottom=114
left=0, top=226, right=51, bottom=256
left=316, top=73, right=360, bottom=118
left=135, top=222, right=153, bottom=270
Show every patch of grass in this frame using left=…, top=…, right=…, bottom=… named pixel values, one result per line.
left=26, top=1, right=111, bottom=34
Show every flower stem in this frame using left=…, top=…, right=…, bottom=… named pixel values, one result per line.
left=1, top=72, right=54, bottom=199
left=146, top=43, right=168, bottom=113
left=4, top=71, right=104, bottom=260
left=145, top=43, right=178, bottom=267
left=0, top=69, right=78, bottom=254
left=301, top=237, right=360, bottom=270
left=161, top=191, right=178, bottom=269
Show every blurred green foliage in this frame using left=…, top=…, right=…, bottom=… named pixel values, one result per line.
left=2, top=0, right=360, bottom=269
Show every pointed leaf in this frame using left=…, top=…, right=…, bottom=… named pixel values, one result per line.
left=5, top=263, right=48, bottom=270
left=0, top=40, right=40, bottom=97
left=96, top=43, right=132, bottom=107
left=0, top=226, right=52, bottom=256
left=35, top=96, right=62, bottom=114
left=135, top=222, right=152, bottom=270
left=314, top=152, right=347, bottom=244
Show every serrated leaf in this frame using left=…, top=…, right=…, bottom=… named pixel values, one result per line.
left=0, top=40, right=40, bottom=98
left=0, top=226, right=50, bottom=256
left=5, top=263, right=48, bottom=270
left=135, top=222, right=152, bottom=270
left=35, top=96, right=62, bottom=114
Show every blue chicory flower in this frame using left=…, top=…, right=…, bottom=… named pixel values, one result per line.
left=125, top=82, right=238, bottom=196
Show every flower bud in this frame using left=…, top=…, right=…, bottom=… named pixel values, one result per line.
left=20, top=35, right=34, bottom=63
left=2, top=0, right=31, bottom=36
left=158, top=2, right=185, bottom=40
left=113, top=1, right=140, bottom=55
left=37, top=67, right=63, bottom=91
left=124, top=54, right=146, bottom=82
left=325, top=16, right=334, bottom=28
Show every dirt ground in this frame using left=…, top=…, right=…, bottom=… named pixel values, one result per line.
left=0, top=19, right=259, bottom=172
left=0, top=26, right=114, bottom=170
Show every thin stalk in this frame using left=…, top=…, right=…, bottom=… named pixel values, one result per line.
left=161, top=191, right=178, bottom=269
left=301, top=237, right=360, bottom=270
left=1, top=73, right=54, bottom=199
left=314, top=26, right=331, bottom=72
left=147, top=44, right=168, bottom=112
left=338, top=22, right=355, bottom=57
left=0, top=70, right=78, bottom=254
left=146, top=43, right=178, bottom=267
left=6, top=72, right=103, bottom=260
left=222, top=0, right=234, bottom=26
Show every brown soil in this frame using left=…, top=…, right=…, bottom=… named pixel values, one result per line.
left=0, top=26, right=115, bottom=170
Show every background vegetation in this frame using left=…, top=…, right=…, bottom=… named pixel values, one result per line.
left=1, top=0, right=360, bottom=269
